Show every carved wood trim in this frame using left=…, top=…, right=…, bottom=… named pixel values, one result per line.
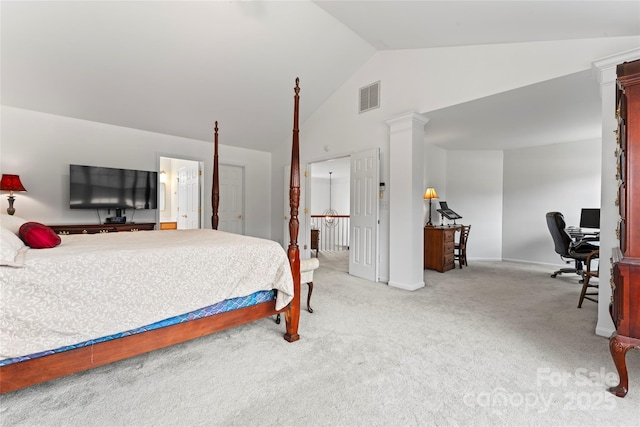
left=212, top=121, right=220, bottom=230
left=285, top=77, right=301, bottom=342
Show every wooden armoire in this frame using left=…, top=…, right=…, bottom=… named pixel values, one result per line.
left=609, top=58, right=640, bottom=398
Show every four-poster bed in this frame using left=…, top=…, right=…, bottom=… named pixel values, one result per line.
left=0, top=79, right=303, bottom=394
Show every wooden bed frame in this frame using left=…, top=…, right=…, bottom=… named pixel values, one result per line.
left=0, top=78, right=302, bottom=394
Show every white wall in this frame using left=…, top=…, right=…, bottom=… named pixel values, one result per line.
left=276, top=36, right=640, bottom=278
left=424, top=140, right=600, bottom=268
left=310, top=176, right=349, bottom=215
left=218, top=146, right=272, bottom=239
left=445, top=150, right=504, bottom=261
left=159, top=157, right=174, bottom=222
left=0, top=106, right=272, bottom=239
left=424, top=144, right=447, bottom=224
left=502, top=139, right=601, bottom=266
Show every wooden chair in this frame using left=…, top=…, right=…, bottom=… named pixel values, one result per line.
left=454, top=225, right=471, bottom=268
left=578, top=249, right=599, bottom=308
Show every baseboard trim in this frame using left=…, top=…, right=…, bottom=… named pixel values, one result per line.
left=467, top=257, right=503, bottom=262
left=501, top=258, right=571, bottom=269
left=595, top=324, right=615, bottom=338
left=388, top=280, right=425, bottom=291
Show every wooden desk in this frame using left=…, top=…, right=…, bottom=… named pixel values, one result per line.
left=424, top=225, right=458, bottom=272
left=49, top=223, right=156, bottom=235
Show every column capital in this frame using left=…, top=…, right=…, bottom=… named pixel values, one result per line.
left=385, top=111, right=429, bottom=131
left=592, top=48, right=640, bottom=86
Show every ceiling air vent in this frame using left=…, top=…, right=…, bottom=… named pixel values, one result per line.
left=359, top=81, right=380, bottom=113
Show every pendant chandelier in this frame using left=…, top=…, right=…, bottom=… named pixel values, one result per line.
left=323, top=171, right=338, bottom=228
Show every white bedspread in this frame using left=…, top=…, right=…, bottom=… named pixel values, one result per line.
left=0, top=229, right=294, bottom=359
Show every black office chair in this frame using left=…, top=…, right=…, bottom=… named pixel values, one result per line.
left=545, top=211, right=599, bottom=279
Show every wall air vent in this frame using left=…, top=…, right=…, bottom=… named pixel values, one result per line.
left=359, top=81, right=380, bottom=113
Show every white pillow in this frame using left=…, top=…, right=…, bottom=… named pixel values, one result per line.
left=0, top=214, right=28, bottom=235
left=1, top=225, right=26, bottom=267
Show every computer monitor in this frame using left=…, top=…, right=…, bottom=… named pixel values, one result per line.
left=579, top=208, right=600, bottom=229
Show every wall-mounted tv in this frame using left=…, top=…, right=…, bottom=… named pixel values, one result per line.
left=70, top=164, right=158, bottom=210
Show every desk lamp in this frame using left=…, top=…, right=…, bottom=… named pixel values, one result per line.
left=424, top=187, right=438, bottom=226
left=0, top=174, right=27, bottom=215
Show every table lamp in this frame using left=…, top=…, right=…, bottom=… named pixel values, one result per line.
left=424, top=187, right=438, bottom=226
left=0, top=174, right=27, bottom=215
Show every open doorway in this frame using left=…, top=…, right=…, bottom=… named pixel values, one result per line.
left=308, top=157, right=350, bottom=268
left=158, top=156, right=204, bottom=229
left=307, top=148, right=380, bottom=282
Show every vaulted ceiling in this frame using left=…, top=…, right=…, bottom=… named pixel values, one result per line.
left=2, top=1, right=639, bottom=153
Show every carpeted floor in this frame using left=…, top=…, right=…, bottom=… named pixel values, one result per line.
left=1, top=259, right=639, bottom=426
left=317, top=250, right=349, bottom=272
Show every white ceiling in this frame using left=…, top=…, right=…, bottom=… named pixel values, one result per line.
left=310, top=156, right=351, bottom=180
left=423, top=69, right=602, bottom=150
left=315, top=1, right=640, bottom=50
left=2, top=1, right=639, bottom=153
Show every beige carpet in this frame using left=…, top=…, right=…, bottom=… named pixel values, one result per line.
left=1, top=259, right=639, bottom=426
left=317, top=250, right=349, bottom=272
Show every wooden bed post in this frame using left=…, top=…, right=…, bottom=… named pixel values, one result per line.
left=284, top=78, right=301, bottom=343
left=212, top=121, right=219, bottom=230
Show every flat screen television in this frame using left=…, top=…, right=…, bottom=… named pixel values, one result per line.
left=70, top=164, right=158, bottom=210
left=579, top=208, right=600, bottom=229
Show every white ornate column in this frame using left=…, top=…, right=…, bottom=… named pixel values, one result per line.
left=592, top=48, right=640, bottom=337
left=386, top=112, right=429, bottom=290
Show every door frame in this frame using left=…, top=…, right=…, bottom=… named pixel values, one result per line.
left=157, top=154, right=205, bottom=229
left=305, top=149, right=379, bottom=281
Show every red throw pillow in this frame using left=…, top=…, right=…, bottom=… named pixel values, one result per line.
left=19, top=222, right=61, bottom=249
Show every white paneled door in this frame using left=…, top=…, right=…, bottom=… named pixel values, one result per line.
left=349, top=148, right=379, bottom=282
left=218, top=164, right=244, bottom=234
left=177, top=164, right=200, bottom=229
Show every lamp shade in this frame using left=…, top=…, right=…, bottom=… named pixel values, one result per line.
left=0, top=174, right=27, bottom=193
left=423, top=187, right=438, bottom=200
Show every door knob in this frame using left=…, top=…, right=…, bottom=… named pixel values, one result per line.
left=238, top=215, right=243, bottom=219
